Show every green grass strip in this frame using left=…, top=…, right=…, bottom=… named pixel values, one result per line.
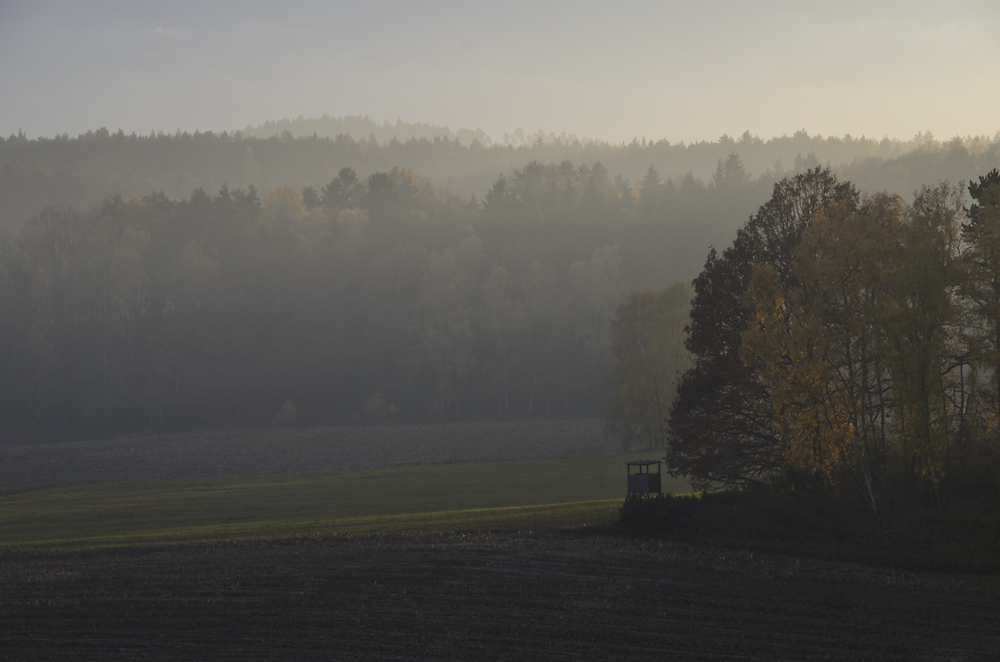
left=0, top=452, right=684, bottom=548
left=7, top=500, right=625, bottom=549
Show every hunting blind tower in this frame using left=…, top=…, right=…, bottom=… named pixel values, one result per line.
left=624, top=459, right=662, bottom=515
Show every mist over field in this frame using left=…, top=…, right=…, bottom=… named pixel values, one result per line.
left=2, top=121, right=996, bottom=443
left=0, top=0, right=998, bottom=520
left=0, top=0, right=997, bottom=450
left=5, top=5, right=1000, bottom=660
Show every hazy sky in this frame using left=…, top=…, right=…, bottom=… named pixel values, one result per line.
left=2, top=0, right=998, bottom=143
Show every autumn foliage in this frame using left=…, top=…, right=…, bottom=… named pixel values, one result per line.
left=670, top=168, right=1000, bottom=511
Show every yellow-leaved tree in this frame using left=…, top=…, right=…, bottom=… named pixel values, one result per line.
left=742, top=195, right=907, bottom=514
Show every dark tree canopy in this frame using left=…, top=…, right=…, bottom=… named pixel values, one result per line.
left=667, top=168, right=860, bottom=486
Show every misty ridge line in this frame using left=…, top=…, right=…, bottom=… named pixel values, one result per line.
left=4, top=116, right=1000, bottom=238
left=240, top=113, right=1000, bottom=151
left=12, top=115, right=1000, bottom=154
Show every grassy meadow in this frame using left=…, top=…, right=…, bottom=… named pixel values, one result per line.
left=0, top=451, right=689, bottom=548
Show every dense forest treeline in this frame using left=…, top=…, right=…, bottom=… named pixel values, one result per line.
left=240, top=114, right=492, bottom=146
left=666, top=167, right=1000, bottom=511
left=0, top=157, right=708, bottom=442
left=4, top=121, right=1000, bottom=237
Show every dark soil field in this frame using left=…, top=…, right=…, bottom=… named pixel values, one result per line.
left=0, top=420, right=613, bottom=490
left=4, top=423, right=1000, bottom=660
left=3, top=532, right=999, bottom=661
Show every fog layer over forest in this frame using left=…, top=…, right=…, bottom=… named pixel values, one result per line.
left=2, top=120, right=999, bottom=443
left=5, top=118, right=1000, bottom=235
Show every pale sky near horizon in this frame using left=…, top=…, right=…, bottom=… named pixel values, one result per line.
left=2, top=0, right=998, bottom=144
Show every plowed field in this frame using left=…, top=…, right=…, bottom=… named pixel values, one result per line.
left=3, top=532, right=999, bottom=661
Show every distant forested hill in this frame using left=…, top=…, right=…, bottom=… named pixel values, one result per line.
left=2, top=119, right=999, bottom=442
left=2, top=122, right=998, bottom=235
left=240, top=114, right=492, bottom=145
